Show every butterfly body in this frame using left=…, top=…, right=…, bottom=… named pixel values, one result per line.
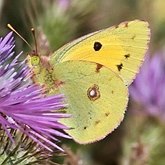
left=28, top=20, right=150, bottom=144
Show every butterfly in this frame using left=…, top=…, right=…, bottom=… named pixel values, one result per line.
left=27, top=20, right=150, bottom=144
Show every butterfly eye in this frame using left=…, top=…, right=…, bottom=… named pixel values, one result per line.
left=31, top=55, right=40, bottom=66
left=87, top=84, right=100, bottom=101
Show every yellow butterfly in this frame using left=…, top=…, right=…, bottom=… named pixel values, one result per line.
left=28, top=20, right=150, bottom=144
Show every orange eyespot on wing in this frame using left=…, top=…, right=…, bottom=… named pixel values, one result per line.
left=87, top=84, right=100, bottom=101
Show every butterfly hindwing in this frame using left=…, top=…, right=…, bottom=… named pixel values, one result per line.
left=53, top=61, right=128, bottom=143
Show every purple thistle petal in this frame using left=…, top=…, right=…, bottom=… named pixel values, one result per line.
left=1, top=32, right=13, bottom=45
left=130, top=52, right=165, bottom=121
left=57, top=0, right=70, bottom=11
left=0, top=115, right=15, bottom=143
left=0, top=32, right=71, bottom=152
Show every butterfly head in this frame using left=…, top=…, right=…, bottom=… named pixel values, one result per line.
left=26, top=50, right=41, bottom=74
left=26, top=51, right=56, bottom=95
left=30, top=55, right=40, bottom=66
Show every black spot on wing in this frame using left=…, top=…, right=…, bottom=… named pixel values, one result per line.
left=124, top=54, right=130, bottom=59
left=84, top=126, right=87, bottom=130
left=105, top=112, right=110, bottom=117
left=93, top=42, right=102, bottom=51
left=125, top=22, right=128, bottom=27
left=131, top=35, right=136, bottom=40
left=116, top=63, right=123, bottom=71
left=96, top=63, right=103, bottom=73
left=95, top=120, right=100, bottom=125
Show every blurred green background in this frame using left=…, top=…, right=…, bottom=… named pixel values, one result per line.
left=1, top=0, right=165, bottom=165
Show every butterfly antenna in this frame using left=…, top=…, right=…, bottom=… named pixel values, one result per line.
left=31, top=28, right=38, bottom=55
left=7, top=24, right=32, bottom=49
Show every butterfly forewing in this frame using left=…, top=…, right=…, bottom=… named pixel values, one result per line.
left=51, top=20, right=150, bottom=85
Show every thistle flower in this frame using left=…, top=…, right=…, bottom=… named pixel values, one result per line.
left=122, top=54, right=165, bottom=165
left=0, top=32, right=71, bottom=153
left=130, top=53, right=165, bottom=121
left=57, top=0, right=70, bottom=11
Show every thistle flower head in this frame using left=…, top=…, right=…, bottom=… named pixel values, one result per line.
left=130, top=53, right=165, bottom=121
left=0, top=32, right=71, bottom=153
left=57, top=0, right=70, bottom=11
